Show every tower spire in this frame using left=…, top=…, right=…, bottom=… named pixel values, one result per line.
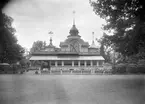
left=92, top=32, right=95, bottom=44
left=50, top=37, right=52, bottom=45
left=48, top=31, right=53, bottom=45
left=90, top=32, right=98, bottom=48
left=73, top=10, right=75, bottom=25
left=68, top=11, right=80, bottom=37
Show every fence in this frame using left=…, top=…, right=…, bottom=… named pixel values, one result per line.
left=40, top=69, right=106, bottom=75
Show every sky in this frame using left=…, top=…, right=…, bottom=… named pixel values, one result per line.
left=3, top=0, right=105, bottom=50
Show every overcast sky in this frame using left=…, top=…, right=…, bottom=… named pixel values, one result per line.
left=3, top=0, right=105, bottom=50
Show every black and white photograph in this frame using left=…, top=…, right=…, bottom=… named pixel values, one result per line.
left=0, top=0, right=145, bottom=104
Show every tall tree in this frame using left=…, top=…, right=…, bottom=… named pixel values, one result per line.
left=90, top=0, right=145, bottom=57
left=30, top=41, right=46, bottom=53
left=0, top=13, right=24, bottom=64
left=0, top=0, right=11, bottom=53
left=97, top=33, right=113, bottom=63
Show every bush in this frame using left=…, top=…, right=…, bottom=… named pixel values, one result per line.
left=0, top=63, right=19, bottom=74
left=126, top=66, right=138, bottom=74
left=110, top=62, right=145, bottom=74
left=35, top=71, right=39, bottom=74
left=94, top=70, right=103, bottom=73
left=136, top=65, right=145, bottom=74
left=20, top=71, right=24, bottom=74
left=138, top=59, right=145, bottom=65
left=126, top=63, right=145, bottom=74
left=112, top=63, right=127, bottom=74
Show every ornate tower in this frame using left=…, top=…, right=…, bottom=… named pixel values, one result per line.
left=48, top=31, right=53, bottom=46
left=89, top=32, right=98, bottom=48
left=68, top=11, right=80, bottom=38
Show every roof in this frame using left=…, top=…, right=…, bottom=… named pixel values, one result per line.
left=32, top=51, right=100, bottom=56
left=69, top=24, right=79, bottom=36
left=45, top=44, right=55, bottom=48
left=29, top=56, right=105, bottom=61
left=60, top=38, right=89, bottom=47
left=89, top=41, right=98, bottom=48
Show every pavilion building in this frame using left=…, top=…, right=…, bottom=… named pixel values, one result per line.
left=29, top=21, right=105, bottom=71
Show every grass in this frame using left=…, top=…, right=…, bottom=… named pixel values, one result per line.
left=0, top=75, right=144, bottom=104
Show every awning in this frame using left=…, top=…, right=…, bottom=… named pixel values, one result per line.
left=29, top=56, right=105, bottom=61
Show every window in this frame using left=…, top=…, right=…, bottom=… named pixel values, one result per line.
left=74, top=61, right=78, bottom=66
left=80, top=61, right=84, bottom=66
left=70, top=40, right=80, bottom=52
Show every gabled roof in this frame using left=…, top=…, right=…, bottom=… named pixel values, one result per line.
left=31, top=51, right=100, bottom=56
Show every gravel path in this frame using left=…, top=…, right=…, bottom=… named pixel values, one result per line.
left=0, top=75, right=145, bottom=104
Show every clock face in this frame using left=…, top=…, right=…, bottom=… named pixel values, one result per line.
left=70, top=40, right=79, bottom=52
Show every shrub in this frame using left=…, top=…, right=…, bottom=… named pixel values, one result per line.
left=112, top=63, right=127, bottom=74
left=136, top=65, right=145, bottom=74
left=35, top=71, right=39, bottom=74
left=126, top=63, right=145, bottom=74
left=126, top=65, right=138, bottom=74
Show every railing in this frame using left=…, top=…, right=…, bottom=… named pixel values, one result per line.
left=39, top=66, right=112, bottom=75
left=41, top=69, right=105, bottom=75
left=50, top=66, right=98, bottom=70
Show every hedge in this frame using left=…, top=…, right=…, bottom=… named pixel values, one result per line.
left=112, top=63, right=145, bottom=74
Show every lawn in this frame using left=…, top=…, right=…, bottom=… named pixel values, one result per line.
left=0, top=75, right=144, bottom=104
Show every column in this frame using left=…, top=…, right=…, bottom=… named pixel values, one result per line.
left=78, top=61, right=80, bottom=67
left=49, top=61, right=51, bottom=66
left=96, top=61, right=99, bottom=66
left=90, top=60, right=93, bottom=66
left=61, top=61, right=64, bottom=66
left=55, top=61, right=58, bottom=67
left=72, top=61, right=74, bottom=67
left=90, top=61, right=93, bottom=73
left=84, top=61, right=87, bottom=67
left=102, top=61, right=104, bottom=65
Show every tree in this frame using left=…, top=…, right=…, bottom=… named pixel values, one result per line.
left=97, top=33, right=112, bottom=63
left=90, top=0, right=145, bottom=57
left=30, top=41, right=46, bottom=53
left=32, top=60, right=41, bottom=67
left=0, top=0, right=10, bottom=10
left=19, top=58, right=30, bottom=68
left=0, top=13, right=24, bottom=64
left=41, top=61, right=48, bottom=69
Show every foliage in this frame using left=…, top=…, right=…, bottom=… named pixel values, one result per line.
left=111, top=63, right=145, bottom=74
left=41, top=61, right=48, bottom=69
left=30, top=41, right=46, bottom=53
left=32, top=60, right=41, bottom=67
left=112, top=64, right=127, bottom=74
left=97, top=33, right=113, bottom=62
left=0, top=0, right=10, bottom=10
left=19, top=58, right=30, bottom=68
left=90, top=0, right=145, bottom=57
left=0, top=13, right=24, bottom=64
left=138, top=59, right=145, bottom=66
